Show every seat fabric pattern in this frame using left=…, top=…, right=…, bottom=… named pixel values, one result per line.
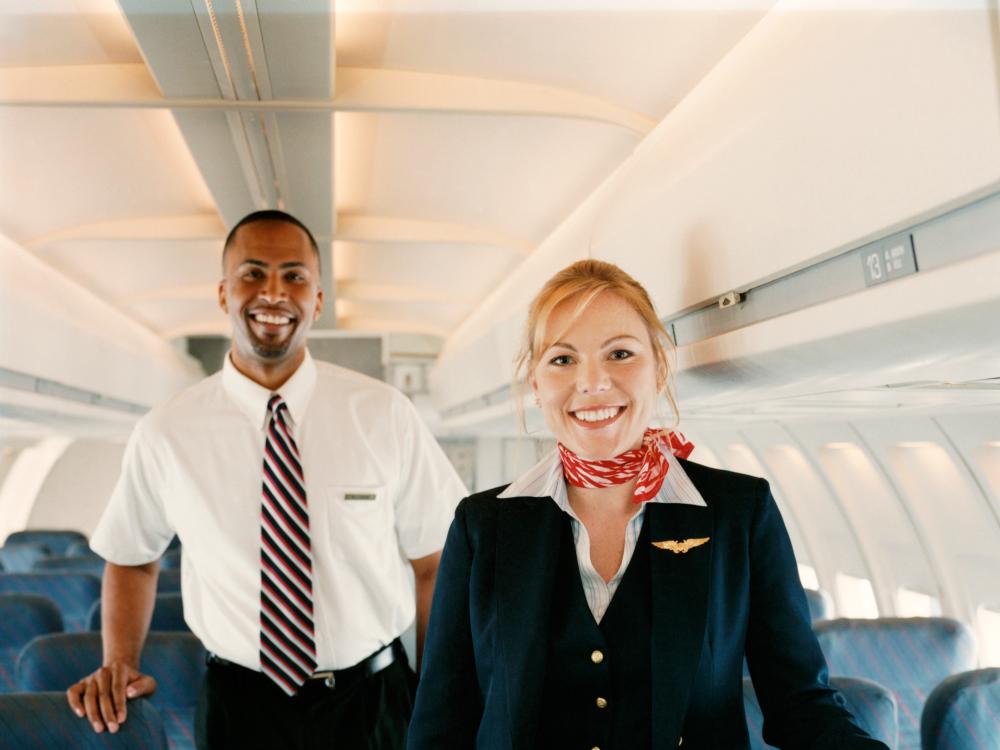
left=64, top=540, right=101, bottom=558
left=0, top=691, right=166, bottom=749
left=5, top=531, right=87, bottom=556
left=87, top=593, right=188, bottom=633
left=156, top=570, right=181, bottom=594
left=0, top=573, right=101, bottom=632
left=0, top=594, right=64, bottom=693
left=743, top=676, right=898, bottom=749
left=804, top=589, right=832, bottom=622
left=33, top=555, right=106, bottom=577
left=814, top=617, right=977, bottom=750
left=16, top=632, right=205, bottom=750
left=0, top=544, right=51, bottom=573
left=921, top=668, right=1000, bottom=750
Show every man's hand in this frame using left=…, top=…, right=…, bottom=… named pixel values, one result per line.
left=67, top=661, right=157, bottom=733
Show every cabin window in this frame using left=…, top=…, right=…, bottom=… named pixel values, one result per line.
left=896, top=587, right=941, bottom=617
left=797, top=564, right=820, bottom=591
left=977, top=607, right=1000, bottom=666
left=835, top=573, right=879, bottom=618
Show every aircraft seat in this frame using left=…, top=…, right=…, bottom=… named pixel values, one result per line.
left=804, top=588, right=832, bottom=622
left=0, top=594, right=63, bottom=693
left=17, top=632, right=205, bottom=750
left=921, top=667, right=1000, bottom=750
left=814, top=617, right=977, bottom=750
left=5, top=531, right=87, bottom=557
left=0, top=691, right=166, bottom=749
left=0, top=573, right=101, bottom=632
left=159, top=551, right=181, bottom=571
left=743, top=676, right=897, bottom=748
left=0, top=544, right=51, bottom=573
left=87, top=593, right=187, bottom=633
left=33, top=555, right=106, bottom=577
left=157, top=570, right=181, bottom=594
left=64, top=540, right=102, bottom=559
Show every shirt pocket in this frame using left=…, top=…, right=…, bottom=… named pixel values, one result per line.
left=324, top=485, right=392, bottom=559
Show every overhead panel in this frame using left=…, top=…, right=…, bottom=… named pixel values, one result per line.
left=118, top=0, right=335, bottom=326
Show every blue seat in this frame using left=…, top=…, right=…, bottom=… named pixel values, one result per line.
left=157, top=570, right=181, bottom=594
left=5, top=531, right=87, bottom=557
left=33, top=555, right=106, bottom=577
left=0, top=573, right=101, bottom=632
left=814, top=617, right=977, bottom=750
left=0, top=691, right=167, bottom=749
left=804, top=589, right=832, bottom=622
left=65, top=540, right=102, bottom=559
left=743, top=676, right=897, bottom=748
left=922, top=667, right=1000, bottom=750
left=159, top=551, right=181, bottom=571
left=0, top=594, right=63, bottom=693
left=0, top=544, right=51, bottom=573
left=17, top=632, right=205, bottom=750
left=88, top=594, right=187, bottom=633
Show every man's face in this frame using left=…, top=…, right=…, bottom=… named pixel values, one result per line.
left=218, top=220, right=323, bottom=367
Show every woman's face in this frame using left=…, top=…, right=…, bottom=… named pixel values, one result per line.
left=531, top=291, right=658, bottom=459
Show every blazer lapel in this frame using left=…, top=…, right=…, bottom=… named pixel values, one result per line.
left=646, top=502, right=715, bottom=747
left=495, top=498, right=564, bottom=750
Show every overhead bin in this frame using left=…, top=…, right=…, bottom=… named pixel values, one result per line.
left=430, top=1, right=1000, bottom=427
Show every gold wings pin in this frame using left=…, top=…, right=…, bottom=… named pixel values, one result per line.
left=652, top=537, right=710, bottom=554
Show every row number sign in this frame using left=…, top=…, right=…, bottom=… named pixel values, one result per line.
left=861, top=234, right=917, bottom=287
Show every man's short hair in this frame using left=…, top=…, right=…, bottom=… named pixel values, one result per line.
left=223, top=209, right=320, bottom=267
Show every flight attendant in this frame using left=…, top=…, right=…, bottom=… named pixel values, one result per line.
left=406, top=259, right=888, bottom=749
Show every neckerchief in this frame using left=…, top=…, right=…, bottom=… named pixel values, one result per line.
left=558, top=428, right=694, bottom=504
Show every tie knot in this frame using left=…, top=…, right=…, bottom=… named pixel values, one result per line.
left=267, top=393, right=288, bottom=418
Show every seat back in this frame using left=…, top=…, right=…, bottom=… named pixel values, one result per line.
left=0, top=692, right=166, bottom=749
left=0, top=544, right=51, bottom=573
left=33, top=555, right=106, bottom=577
left=157, top=569, right=181, bottom=594
left=5, top=531, right=87, bottom=556
left=64, top=540, right=100, bottom=558
left=88, top=593, right=187, bottom=633
left=17, top=632, right=205, bottom=750
left=804, top=589, right=832, bottom=622
left=0, top=573, right=101, bottom=632
left=814, top=617, right=977, bottom=750
left=159, top=550, right=182, bottom=570
left=0, top=594, right=63, bottom=693
left=743, top=676, right=897, bottom=748
left=921, top=667, right=1000, bottom=750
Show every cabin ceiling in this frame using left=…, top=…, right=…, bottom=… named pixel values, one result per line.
left=0, top=0, right=773, bottom=345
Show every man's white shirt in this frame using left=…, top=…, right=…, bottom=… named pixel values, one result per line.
left=91, top=351, right=466, bottom=671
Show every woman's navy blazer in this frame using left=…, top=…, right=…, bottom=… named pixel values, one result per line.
left=407, top=459, right=888, bottom=750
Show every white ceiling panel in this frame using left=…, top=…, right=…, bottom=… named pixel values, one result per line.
left=0, top=0, right=142, bottom=67
left=0, top=109, right=216, bottom=243
left=335, top=7, right=770, bottom=119
left=37, top=239, right=222, bottom=305
left=334, top=111, right=637, bottom=244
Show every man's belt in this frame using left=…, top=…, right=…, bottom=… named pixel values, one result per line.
left=207, top=638, right=406, bottom=690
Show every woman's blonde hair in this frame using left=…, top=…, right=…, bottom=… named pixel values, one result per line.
left=514, top=259, right=680, bottom=427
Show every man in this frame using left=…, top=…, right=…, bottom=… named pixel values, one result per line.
left=66, top=210, right=465, bottom=749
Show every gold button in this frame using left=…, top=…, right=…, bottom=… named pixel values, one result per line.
left=590, top=649, right=604, bottom=664
left=595, top=697, right=608, bottom=709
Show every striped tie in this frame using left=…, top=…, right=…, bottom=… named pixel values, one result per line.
left=260, top=393, right=317, bottom=695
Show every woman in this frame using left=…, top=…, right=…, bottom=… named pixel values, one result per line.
left=407, top=260, right=887, bottom=749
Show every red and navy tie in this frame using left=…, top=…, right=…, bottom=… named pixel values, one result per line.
left=260, top=393, right=317, bottom=695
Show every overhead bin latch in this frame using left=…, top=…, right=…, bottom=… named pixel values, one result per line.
left=718, top=291, right=744, bottom=309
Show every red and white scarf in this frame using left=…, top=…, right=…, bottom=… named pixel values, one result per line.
left=558, top=428, right=694, bottom=504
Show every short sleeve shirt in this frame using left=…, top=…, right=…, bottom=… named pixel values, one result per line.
left=90, top=351, right=467, bottom=670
